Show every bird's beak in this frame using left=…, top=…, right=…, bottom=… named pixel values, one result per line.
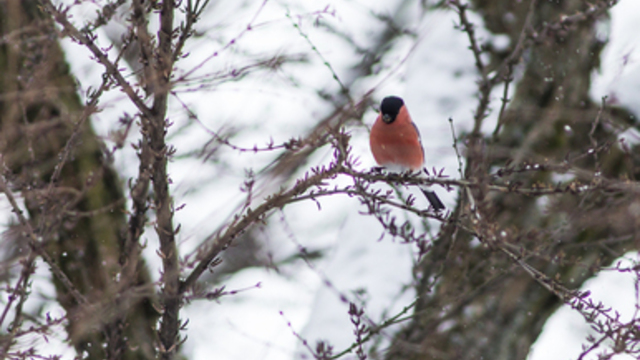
left=382, top=114, right=393, bottom=123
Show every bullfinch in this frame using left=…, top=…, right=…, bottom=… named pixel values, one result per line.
left=369, top=96, right=445, bottom=211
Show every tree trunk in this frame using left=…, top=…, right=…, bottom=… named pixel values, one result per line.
left=0, top=1, right=157, bottom=359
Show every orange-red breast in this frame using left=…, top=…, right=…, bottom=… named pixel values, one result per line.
left=369, top=96, right=445, bottom=211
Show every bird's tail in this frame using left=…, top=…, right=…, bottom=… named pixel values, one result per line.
left=419, top=185, right=445, bottom=211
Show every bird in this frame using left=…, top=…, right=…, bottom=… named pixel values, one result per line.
left=369, top=96, right=445, bottom=211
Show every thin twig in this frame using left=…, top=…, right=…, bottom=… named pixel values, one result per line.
left=42, top=1, right=152, bottom=119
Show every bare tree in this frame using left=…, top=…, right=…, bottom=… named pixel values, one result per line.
left=0, top=0, right=638, bottom=360
left=0, top=1, right=156, bottom=359
left=387, top=0, right=640, bottom=359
